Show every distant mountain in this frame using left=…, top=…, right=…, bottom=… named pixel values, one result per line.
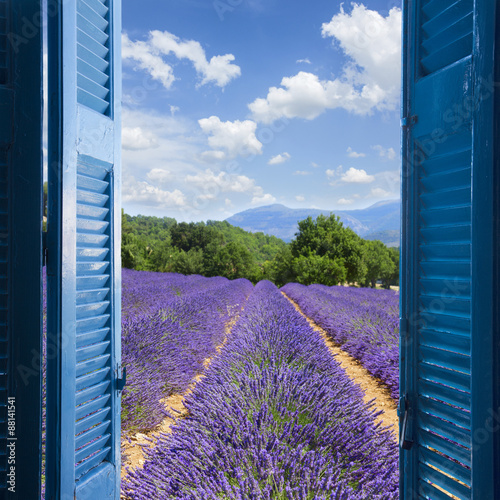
left=225, top=200, right=400, bottom=247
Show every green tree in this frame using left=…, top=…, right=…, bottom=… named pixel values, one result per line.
left=361, top=240, right=396, bottom=288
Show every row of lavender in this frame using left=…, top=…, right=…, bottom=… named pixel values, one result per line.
left=122, top=281, right=398, bottom=499
left=282, top=283, right=399, bottom=400
left=121, top=269, right=254, bottom=433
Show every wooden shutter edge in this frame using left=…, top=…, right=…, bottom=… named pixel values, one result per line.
left=10, top=0, right=43, bottom=498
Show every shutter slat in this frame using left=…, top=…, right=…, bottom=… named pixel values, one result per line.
left=78, top=57, right=109, bottom=87
left=419, top=261, right=470, bottom=279
left=75, top=408, right=109, bottom=435
left=419, top=345, right=470, bottom=373
left=77, top=30, right=108, bottom=59
left=76, top=341, right=110, bottom=362
left=82, top=0, right=108, bottom=17
left=420, top=446, right=471, bottom=487
left=419, top=362, right=470, bottom=392
left=77, top=43, right=109, bottom=74
left=77, top=275, right=110, bottom=290
left=420, top=429, right=471, bottom=467
left=78, top=174, right=108, bottom=194
left=419, top=311, right=470, bottom=335
left=76, top=301, right=110, bottom=320
left=418, top=479, right=464, bottom=500
left=77, top=233, right=110, bottom=248
left=419, top=295, right=470, bottom=316
left=76, top=328, right=110, bottom=349
left=419, top=278, right=471, bottom=299
left=77, top=0, right=108, bottom=31
left=75, top=434, right=111, bottom=464
left=77, top=190, right=109, bottom=207
left=419, top=462, right=471, bottom=499
left=76, top=289, right=110, bottom=304
left=419, top=395, right=470, bottom=429
left=420, top=329, right=470, bottom=356
left=77, top=13, right=108, bottom=46
left=75, top=421, right=110, bottom=450
left=76, top=367, right=110, bottom=393
left=77, top=73, right=110, bottom=101
left=420, top=188, right=471, bottom=211
left=77, top=248, right=109, bottom=262
left=75, top=380, right=110, bottom=407
left=77, top=88, right=109, bottom=114
left=75, top=447, right=111, bottom=480
left=77, top=218, right=109, bottom=234
left=418, top=417, right=471, bottom=458
left=75, top=394, right=110, bottom=421
left=419, top=379, right=470, bottom=412
left=420, top=243, right=470, bottom=261
left=420, top=206, right=471, bottom=227
left=77, top=202, right=109, bottom=220
left=77, top=261, right=109, bottom=275
left=76, top=314, right=109, bottom=333
left=76, top=354, right=110, bottom=378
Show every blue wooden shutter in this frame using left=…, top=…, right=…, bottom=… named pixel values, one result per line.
left=46, top=0, right=122, bottom=498
left=401, top=1, right=498, bottom=498
left=0, top=0, right=43, bottom=498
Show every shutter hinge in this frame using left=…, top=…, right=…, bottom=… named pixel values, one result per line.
left=399, top=394, right=413, bottom=450
left=42, top=231, right=48, bottom=266
left=401, top=115, right=418, bottom=128
left=117, top=365, right=126, bottom=392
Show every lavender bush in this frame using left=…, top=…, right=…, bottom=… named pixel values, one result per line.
left=122, top=281, right=398, bottom=499
left=282, top=283, right=399, bottom=400
left=121, top=271, right=253, bottom=433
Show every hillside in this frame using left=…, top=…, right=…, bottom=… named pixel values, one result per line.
left=225, top=200, right=400, bottom=246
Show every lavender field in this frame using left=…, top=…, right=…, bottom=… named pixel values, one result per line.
left=121, top=273, right=399, bottom=499
left=282, top=283, right=400, bottom=401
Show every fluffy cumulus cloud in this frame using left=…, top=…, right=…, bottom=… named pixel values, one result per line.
left=372, top=144, right=397, bottom=160
left=268, top=152, right=291, bottom=165
left=198, top=116, right=263, bottom=159
left=185, top=169, right=275, bottom=206
left=122, top=178, right=187, bottom=208
left=338, top=198, right=354, bottom=205
left=122, top=126, right=159, bottom=150
left=346, top=146, right=365, bottom=158
left=341, top=167, right=375, bottom=183
left=248, top=4, right=401, bottom=123
left=122, top=30, right=241, bottom=89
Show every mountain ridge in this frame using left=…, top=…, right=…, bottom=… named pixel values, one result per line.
left=225, top=200, right=400, bottom=246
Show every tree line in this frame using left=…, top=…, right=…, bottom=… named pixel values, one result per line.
left=121, top=211, right=399, bottom=288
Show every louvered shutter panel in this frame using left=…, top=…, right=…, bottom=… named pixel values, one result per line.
left=46, top=0, right=122, bottom=498
left=401, top=1, right=498, bottom=498
left=0, top=0, right=43, bottom=498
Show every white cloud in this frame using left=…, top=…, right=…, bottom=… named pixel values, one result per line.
left=310, top=162, right=320, bottom=168
left=146, top=168, right=172, bottom=185
left=294, top=170, right=312, bottom=176
left=268, top=152, right=291, bottom=165
left=122, top=126, right=159, bottom=150
left=122, top=30, right=241, bottom=90
left=251, top=191, right=276, bottom=205
left=198, top=116, right=262, bottom=159
left=170, top=105, right=180, bottom=116
left=346, top=146, right=365, bottom=158
left=341, top=167, right=375, bottom=183
left=326, top=169, right=336, bottom=178
left=368, top=187, right=392, bottom=198
left=122, top=33, right=176, bottom=89
left=296, top=58, right=312, bottom=64
left=122, top=178, right=187, bottom=208
left=248, top=5, right=401, bottom=123
left=372, top=144, right=397, bottom=160
left=338, top=198, right=354, bottom=205
left=295, top=195, right=305, bottom=202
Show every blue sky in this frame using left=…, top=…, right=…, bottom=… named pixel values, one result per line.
left=121, top=0, right=402, bottom=222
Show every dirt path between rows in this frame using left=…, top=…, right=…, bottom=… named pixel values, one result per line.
left=282, top=292, right=399, bottom=439
left=121, top=314, right=240, bottom=480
